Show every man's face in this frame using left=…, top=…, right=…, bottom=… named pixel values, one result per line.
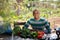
left=33, top=10, right=40, bottom=19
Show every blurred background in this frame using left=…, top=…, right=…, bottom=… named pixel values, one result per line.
left=0, top=0, right=60, bottom=30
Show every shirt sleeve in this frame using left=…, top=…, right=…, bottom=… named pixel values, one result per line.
left=44, top=20, right=51, bottom=34
left=23, top=20, right=30, bottom=28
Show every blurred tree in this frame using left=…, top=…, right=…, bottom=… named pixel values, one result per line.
left=16, top=0, right=23, bottom=3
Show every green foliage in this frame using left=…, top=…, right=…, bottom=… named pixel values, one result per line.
left=0, top=0, right=60, bottom=22
left=13, top=26, right=21, bottom=35
left=20, top=27, right=31, bottom=38
left=30, top=31, right=38, bottom=38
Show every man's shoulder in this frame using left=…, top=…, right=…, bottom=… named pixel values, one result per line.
left=27, top=18, right=34, bottom=21
left=40, top=17, right=46, bottom=21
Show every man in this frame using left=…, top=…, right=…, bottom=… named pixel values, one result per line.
left=23, top=9, right=51, bottom=34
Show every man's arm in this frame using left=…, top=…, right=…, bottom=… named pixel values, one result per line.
left=23, top=20, right=30, bottom=28
left=45, top=21, right=51, bottom=34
